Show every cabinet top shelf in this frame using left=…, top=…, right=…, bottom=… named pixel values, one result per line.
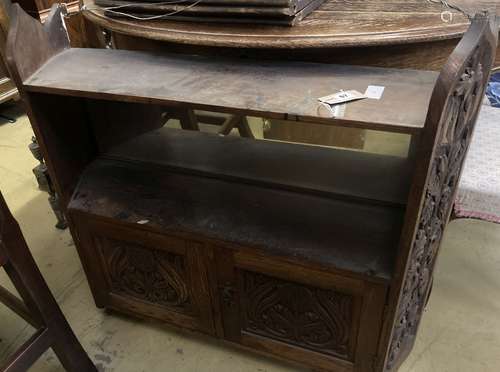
left=24, top=48, right=438, bottom=134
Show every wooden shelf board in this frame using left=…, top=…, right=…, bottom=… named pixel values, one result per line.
left=69, top=158, right=404, bottom=281
left=105, top=127, right=413, bottom=206
left=24, top=48, right=439, bottom=134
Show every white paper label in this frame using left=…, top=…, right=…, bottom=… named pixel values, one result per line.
left=364, top=85, right=385, bottom=100
left=318, top=90, right=366, bottom=105
left=317, top=102, right=346, bottom=118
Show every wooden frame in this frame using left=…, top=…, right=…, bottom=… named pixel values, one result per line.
left=0, top=192, right=96, bottom=372
left=379, top=13, right=499, bottom=371
left=4, top=4, right=498, bottom=371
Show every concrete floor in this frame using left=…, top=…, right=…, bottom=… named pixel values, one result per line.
left=1, top=104, right=500, bottom=371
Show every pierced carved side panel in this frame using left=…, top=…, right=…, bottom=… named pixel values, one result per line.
left=99, top=238, right=193, bottom=314
left=386, top=49, right=487, bottom=370
left=240, top=271, right=354, bottom=359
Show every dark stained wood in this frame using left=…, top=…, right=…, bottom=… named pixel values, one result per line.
left=24, top=48, right=438, bottom=134
left=0, top=285, right=38, bottom=327
left=75, top=218, right=217, bottom=334
left=5, top=4, right=69, bottom=86
left=176, top=108, right=200, bottom=131
left=95, top=0, right=321, bottom=17
left=4, top=6, right=84, bottom=209
left=26, top=93, right=98, bottom=207
left=69, top=158, right=404, bottom=281
left=98, top=0, right=326, bottom=26
left=378, top=13, right=499, bottom=372
left=0, top=192, right=97, bottom=372
left=106, top=127, right=413, bottom=205
left=84, top=99, right=166, bottom=152
left=0, top=1, right=18, bottom=104
left=5, top=4, right=498, bottom=372
left=1, top=329, right=52, bottom=372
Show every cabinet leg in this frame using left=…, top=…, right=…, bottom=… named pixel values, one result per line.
left=29, top=136, right=68, bottom=230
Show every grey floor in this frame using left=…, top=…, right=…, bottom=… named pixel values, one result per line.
left=1, top=105, right=500, bottom=371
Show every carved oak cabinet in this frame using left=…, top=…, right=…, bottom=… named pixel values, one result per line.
left=5, top=4, right=498, bottom=372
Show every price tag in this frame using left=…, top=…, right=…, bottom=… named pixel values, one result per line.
left=318, top=90, right=366, bottom=105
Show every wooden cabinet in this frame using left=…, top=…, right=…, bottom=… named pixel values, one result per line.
left=70, top=196, right=389, bottom=371
left=72, top=217, right=215, bottom=334
left=215, top=248, right=387, bottom=371
left=5, top=5, right=497, bottom=371
left=0, top=1, right=18, bottom=105
left=15, top=0, right=75, bottom=19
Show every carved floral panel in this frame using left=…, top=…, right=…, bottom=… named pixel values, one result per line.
left=240, top=271, right=353, bottom=359
left=100, top=238, right=192, bottom=313
left=386, top=48, right=486, bottom=370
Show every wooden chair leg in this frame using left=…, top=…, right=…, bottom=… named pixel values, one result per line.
left=50, top=319, right=97, bottom=372
left=0, top=193, right=97, bottom=371
left=3, top=262, right=44, bottom=328
left=6, top=250, right=96, bottom=371
left=218, top=114, right=240, bottom=135
left=218, top=115, right=255, bottom=138
left=177, top=108, right=199, bottom=131
left=236, top=116, right=255, bottom=139
left=0, top=284, right=38, bottom=327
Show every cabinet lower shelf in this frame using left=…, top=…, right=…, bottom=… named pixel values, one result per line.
left=68, top=155, right=396, bottom=371
left=69, top=213, right=388, bottom=372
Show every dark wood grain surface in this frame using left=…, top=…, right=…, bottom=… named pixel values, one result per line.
left=82, top=0, right=500, bottom=48
left=0, top=192, right=97, bottom=372
left=69, top=158, right=404, bottom=280
left=6, top=5, right=498, bottom=371
left=106, top=127, right=412, bottom=205
left=24, top=48, right=438, bottom=133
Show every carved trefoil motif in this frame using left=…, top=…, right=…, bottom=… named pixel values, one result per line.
left=100, top=239, right=192, bottom=312
left=386, top=48, right=486, bottom=370
left=241, top=271, right=353, bottom=359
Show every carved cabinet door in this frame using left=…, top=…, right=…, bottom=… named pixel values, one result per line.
left=72, top=217, right=215, bottom=335
left=214, top=248, right=389, bottom=372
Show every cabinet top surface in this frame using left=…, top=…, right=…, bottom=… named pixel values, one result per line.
left=82, top=0, right=500, bottom=48
left=25, top=48, right=438, bottom=133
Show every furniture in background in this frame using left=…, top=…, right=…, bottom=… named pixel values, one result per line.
left=83, top=0, right=500, bottom=151
left=5, top=5, right=498, bottom=372
left=0, top=0, right=18, bottom=123
left=95, top=0, right=327, bottom=26
left=0, top=192, right=97, bottom=371
left=0, top=0, right=70, bottom=228
left=83, top=0, right=500, bottom=70
left=15, top=0, right=86, bottom=46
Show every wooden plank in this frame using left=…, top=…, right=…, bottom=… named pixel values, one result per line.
left=0, top=285, right=38, bottom=327
left=69, top=158, right=405, bottom=280
left=122, top=0, right=312, bottom=6
left=97, top=0, right=325, bottom=25
left=95, top=0, right=321, bottom=17
left=24, top=48, right=438, bottom=133
left=106, top=127, right=413, bottom=205
left=0, top=329, right=52, bottom=372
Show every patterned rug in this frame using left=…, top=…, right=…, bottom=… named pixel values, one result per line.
left=455, top=104, right=500, bottom=223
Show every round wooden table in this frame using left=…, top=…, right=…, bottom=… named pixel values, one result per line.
left=81, top=0, right=500, bottom=149
left=83, top=0, right=500, bottom=70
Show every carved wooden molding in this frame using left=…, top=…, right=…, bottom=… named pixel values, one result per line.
left=101, top=240, right=192, bottom=312
left=241, top=271, right=353, bottom=359
left=385, top=14, right=498, bottom=371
